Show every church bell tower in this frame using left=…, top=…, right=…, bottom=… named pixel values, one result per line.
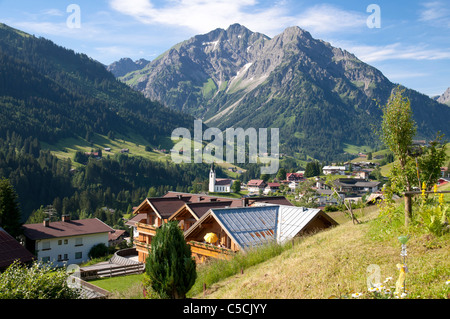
left=209, top=163, right=216, bottom=193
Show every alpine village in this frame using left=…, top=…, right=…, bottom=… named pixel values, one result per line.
left=0, top=7, right=449, bottom=305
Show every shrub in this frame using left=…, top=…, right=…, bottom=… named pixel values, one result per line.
left=88, top=243, right=109, bottom=259
left=0, top=261, right=81, bottom=299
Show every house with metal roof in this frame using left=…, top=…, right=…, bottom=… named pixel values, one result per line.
left=333, top=178, right=380, bottom=194
left=184, top=205, right=338, bottom=263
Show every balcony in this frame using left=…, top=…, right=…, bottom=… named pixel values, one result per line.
left=136, top=222, right=157, bottom=237
left=188, top=241, right=235, bottom=260
left=135, top=241, right=151, bottom=254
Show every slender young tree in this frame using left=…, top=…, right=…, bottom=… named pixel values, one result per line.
left=0, top=178, right=22, bottom=238
left=380, top=87, right=416, bottom=225
left=145, top=221, right=196, bottom=299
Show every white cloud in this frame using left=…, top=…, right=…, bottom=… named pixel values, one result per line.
left=343, top=42, right=450, bottom=63
left=419, top=1, right=450, bottom=27
left=294, top=4, right=367, bottom=35
left=40, top=9, right=64, bottom=17
left=108, top=0, right=366, bottom=37
left=108, top=0, right=265, bottom=33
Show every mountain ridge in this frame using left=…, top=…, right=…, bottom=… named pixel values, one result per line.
left=113, top=24, right=450, bottom=160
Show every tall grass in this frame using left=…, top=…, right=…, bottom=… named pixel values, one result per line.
left=195, top=199, right=449, bottom=299
left=187, top=240, right=294, bottom=297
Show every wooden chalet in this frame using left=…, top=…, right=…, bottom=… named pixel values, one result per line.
left=132, top=197, right=188, bottom=263
left=133, top=193, right=241, bottom=263
left=184, top=204, right=338, bottom=264
left=168, top=201, right=235, bottom=232
left=132, top=192, right=302, bottom=264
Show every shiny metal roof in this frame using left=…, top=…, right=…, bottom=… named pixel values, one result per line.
left=276, top=206, right=322, bottom=244
left=187, top=204, right=336, bottom=252
left=212, top=206, right=278, bottom=251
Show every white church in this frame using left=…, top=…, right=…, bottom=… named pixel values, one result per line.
left=209, top=163, right=233, bottom=193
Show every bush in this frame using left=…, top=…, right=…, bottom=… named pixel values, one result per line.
left=88, top=243, right=109, bottom=259
left=0, top=261, right=81, bottom=299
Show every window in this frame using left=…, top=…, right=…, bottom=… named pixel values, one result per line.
left=75, top=252, right=82, bottom=259
left=42, top=241, right=51, bottom=251
left=58, top=240, right=62, bottom=245
left=75, top=238, right=83, bottom=246
left=42, top=256, right=50, bottom=263
left=64, top=239, right=68, bottom=245
left=59, top=254, right=68, bottom=261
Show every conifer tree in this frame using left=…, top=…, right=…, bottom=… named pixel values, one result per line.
left=0, top=178, right=22, bottom=238
left=145, top=221, right=196, bottom=299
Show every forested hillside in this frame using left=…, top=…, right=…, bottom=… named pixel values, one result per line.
left=0, top=23, right=192, bottom=145
left=0, top=133, right=219, bottom=225
left=0, top=23, right=219, bottom=224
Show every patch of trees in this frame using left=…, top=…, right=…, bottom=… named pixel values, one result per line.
left=0, top=133, right=211, bottom=228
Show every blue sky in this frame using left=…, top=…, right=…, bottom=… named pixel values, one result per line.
left=0, top=0, right=449, bottom=97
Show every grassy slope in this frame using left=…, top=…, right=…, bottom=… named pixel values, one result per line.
left=41, top=133, right=172, bottom=166
left=197, top=204, right=450, bottom=299
left=41, top=132, right=247, bottom=177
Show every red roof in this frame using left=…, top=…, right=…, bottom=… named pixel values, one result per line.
left=163, top=191, right=241, bottom=206
left=267, top=183, right=280, bottom=187
left=247, top=180, right=265, bottom=187
left=22, top=218, right=114, bottom=240
left=109, top=229, right=126, bottom=241
left=0, top=228, right=35, bottom=269
left=286, top=173, right=303, bottom=180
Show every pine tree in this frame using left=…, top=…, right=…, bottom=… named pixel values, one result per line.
left=0, top=178, right=22, bottom=238
left=145, top=221, right=196, bottom=299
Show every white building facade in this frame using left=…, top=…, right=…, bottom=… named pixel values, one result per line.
left=22, top=217, right=113, bottom=267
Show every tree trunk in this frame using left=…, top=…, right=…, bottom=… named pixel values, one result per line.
left=404, top=193, right=412, bottom=226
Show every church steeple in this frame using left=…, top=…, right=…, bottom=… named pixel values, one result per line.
left=209, top=163, right=216, bottom=193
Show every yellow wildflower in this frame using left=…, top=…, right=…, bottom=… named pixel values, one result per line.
left=439, top=194, right=444, bottom=206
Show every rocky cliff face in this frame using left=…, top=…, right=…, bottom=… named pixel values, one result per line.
left=107, top=57, right=149, bottom=77
left=437, top=87, right=450, bottom=105
left=112, top=24, right=450, bottom=160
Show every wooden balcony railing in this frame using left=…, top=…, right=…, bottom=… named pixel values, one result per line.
left=136, top=222, right=157, bottom=237
left=188, top=241, right=235, bottom=260
left=135, top=241, right=151, bottom=254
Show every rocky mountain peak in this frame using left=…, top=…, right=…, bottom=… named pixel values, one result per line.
left=111, top=24, right=450, bottom=160
left=437, top=87, right=450, bottom=105
left=107, top=57, right=149, bottom=77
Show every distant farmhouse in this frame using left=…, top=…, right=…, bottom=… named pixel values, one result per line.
left=247, top=180, right=267, bottom=193
left=322, top=166, right=346, bottom=175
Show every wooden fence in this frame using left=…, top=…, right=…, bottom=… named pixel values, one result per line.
left=80, top=248, right=145, bottom=280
